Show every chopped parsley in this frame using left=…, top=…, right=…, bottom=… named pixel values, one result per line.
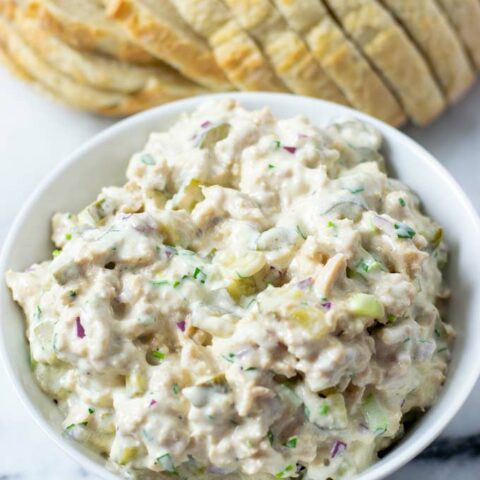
left=394, top=223, right=416, bottom=239
left=193, top=267, right=207, bottom=284
left=172, top=383, right=180, bottom=395
left=267, top=430, right=274, bottom=445
left=399, top=198, right=406, bottom=207
left=387, top=313, right=397, bottom=323
left=52, top=249, right=61, bottom=257
left=172, top=280, right=181, bottom=288
left=327, top=220, right=336, bottom=228
left=348, top=186, right=364, bottom=194
left=65, top=233, right=72, bottom=241
left=268, top=163, right=275, bottom=169
left=319, top=403, right=329, bottom=416
left=88, top=407, right=95, bottom=414
left=150, top=279, right=170, bottom=287
left=68, top=290, right=77, bottom=300
left=151, top=351, right=166, bottom=361
left=272, top=140, right=281, bottom=150
left=222, top=352, right=235, bottom=363
left=275, top=464, right=294, bottom=478
left=283, top=436, right=298, bottom=449
left=66, top=421, right=88, bottom=430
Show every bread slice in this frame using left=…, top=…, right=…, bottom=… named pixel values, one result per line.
left=104, top=0, right=231, bottom=91
left=0, top=14, right=207, bottom=116
left=12, top=2, right=199, bottom=95
left=382, top=0, right=474, bottom=103
left=272, top=0, right=406, bottom=126
left=437, top=0, right=480, bottom=70
left=26, top=0, right=157, bottom=65
left=223, top=0, right=348, bottom=104
left=324, top=0, right=446, bottom=125
left=169, top=0, right=288, bottom=92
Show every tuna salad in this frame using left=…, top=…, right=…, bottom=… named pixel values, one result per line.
left=6, top=99, right=453, bottom=479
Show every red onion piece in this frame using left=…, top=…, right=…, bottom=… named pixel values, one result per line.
left=75, top=316, right=85, bottom=339
left=200, top=120, right=212, bottom=128
left=283, top=146, right=297, bottom=154
left=372, top=214, right=396, bottom=237
left=321, top=301, right=332, bottom=310
left=330, top=440, right=347, bottom=458
left=176, top=321, right=186, bottom=332
left=296, top=278, right=313, bottom=290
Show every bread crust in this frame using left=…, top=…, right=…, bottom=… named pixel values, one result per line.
left=0, top=13, right=206, bottom=116
left=170, top=0, right=288, bottom=92
left=12, top=2, right=203, bottom=96
left=324, top=0, right=446, bottom=125
left=437, top=0, right=480, bottom=70
left=383, top=0, right=474, bottom=103
left=224, top=0, right=348, bottom=104
left=104, top=0, right=231, bottom=90
left=273, top=0, right=406, bottom=126
left=27, top=0, right=157, bottom=65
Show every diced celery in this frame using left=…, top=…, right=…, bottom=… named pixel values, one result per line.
left=276, top=384, right=303, bottom=409
left=355, top=255, right=383, bottom=275
left=362, top=393, right=389, bottom=436
left=31, top=321, right=56, bottom=364
left=156, top=453, right=177, bottom=473
left=348, top=293, right=384, bottom=318
left=51, top=257, right=81, bottom=285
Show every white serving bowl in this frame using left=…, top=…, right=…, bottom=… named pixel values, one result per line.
left=1, top=93, right=480, bottom=480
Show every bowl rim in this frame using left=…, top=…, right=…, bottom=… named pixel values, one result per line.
left=1, top=92, right=480, bottom=480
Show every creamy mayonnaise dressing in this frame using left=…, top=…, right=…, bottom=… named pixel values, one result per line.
left=6, top=100, right=452, bottom=479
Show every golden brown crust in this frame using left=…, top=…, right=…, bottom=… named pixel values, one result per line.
left=224, top=0, right=348, bottom=104
left=26, top=0, right=157, bottom=65
left=273, top=0, right=406, bottom=126
left=0, top=13, right=206, bottom=116
left=170, top=0, right=288, bottom=92
left=383, top=0, right=475, bottom=103
left=105, top=0, right=231, bottom=91
left=12, top=2, right=204, bottom=96
left=437, top=0, right=480, bottom=70
left=324, top=0, right=446, bottom=125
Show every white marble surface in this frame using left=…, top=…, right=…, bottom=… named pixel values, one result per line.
left=1, top=67, right=480, bottom=479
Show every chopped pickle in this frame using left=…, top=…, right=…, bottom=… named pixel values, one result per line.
left=347, top=293, right=384, bottom=319
left=196, top=123, right=231, bottom=149
left=289, top=306, right=329, bottom=339
left=226, top=277, right=258, bottom=301
left=126, top=370, right=147, bottom=397
left=119, top=447, right=139, bottom=465
left=216, top=250, right=266, bottom=278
